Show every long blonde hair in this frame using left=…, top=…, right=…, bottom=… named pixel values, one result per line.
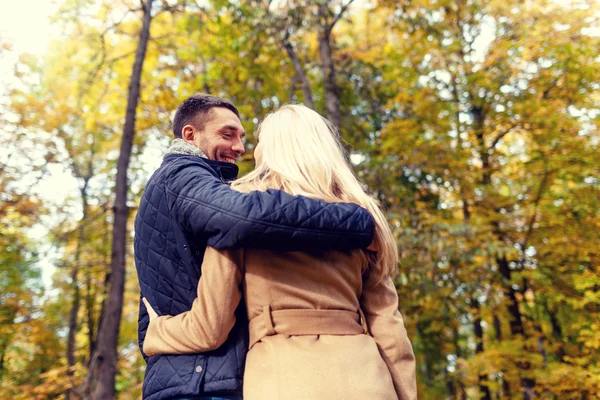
left=232, top=104, right=398, bottom=279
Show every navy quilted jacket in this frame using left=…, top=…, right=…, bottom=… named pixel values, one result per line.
left=135, top=154, right=374, bottom=399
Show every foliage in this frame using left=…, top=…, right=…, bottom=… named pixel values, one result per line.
left=1, top=0, right=598, bottom=398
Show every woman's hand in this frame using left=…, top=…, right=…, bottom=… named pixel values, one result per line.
left=142, top=297, right=158, bottom=321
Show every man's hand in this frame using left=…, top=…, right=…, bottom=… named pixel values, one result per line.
left=142, top=297, right=158, bottom=321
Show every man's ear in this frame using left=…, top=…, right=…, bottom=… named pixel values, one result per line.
left=181, top=124, right=196, bottom=145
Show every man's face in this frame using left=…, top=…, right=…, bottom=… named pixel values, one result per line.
left=186, top=107, right=246, bottom=163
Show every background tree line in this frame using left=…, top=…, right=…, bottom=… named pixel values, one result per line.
left=0, top=0, right=598, bottom=399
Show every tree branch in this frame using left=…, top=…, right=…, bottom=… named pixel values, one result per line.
left=488, top=125, right=517, bottom=152
left=521, top=157, right=550, bottom=251
left=329, top=0, right=356, bottom=31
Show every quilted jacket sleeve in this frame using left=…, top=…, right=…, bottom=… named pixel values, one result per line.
left=143, top=247, right=243, bottom=355
left=361, top=270, right=417, bottom=400
left=165, top=159, right=374, bottom=250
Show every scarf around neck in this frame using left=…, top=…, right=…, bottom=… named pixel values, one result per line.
left=163, top=138, right=239, bottom=182
left=164, top=138, right=208, bottom=159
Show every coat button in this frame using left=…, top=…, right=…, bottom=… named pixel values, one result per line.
left=195, top=365, right=202, bottom=373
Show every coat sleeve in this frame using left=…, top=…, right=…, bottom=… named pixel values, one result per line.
left=137, top=294, right=149, bottom=362
left=361, top=270, right=417, bottom=400
left=142, top=247, right=244, bottom=355
left=165, top=160, right=374, bottom=250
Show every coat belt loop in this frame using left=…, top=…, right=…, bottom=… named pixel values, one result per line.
left=358, top=308, right=368, bottom=334
left=263, top=305, right=276, bottom=336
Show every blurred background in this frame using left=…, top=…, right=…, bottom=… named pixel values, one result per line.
left=1, top=0, right=598, bottom=399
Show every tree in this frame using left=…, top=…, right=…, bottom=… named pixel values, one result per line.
left=316, top=0, right=355, bottom=130
left=376, top=0, right=600, bottom=397
left=85, top=0, right=155, bottom=398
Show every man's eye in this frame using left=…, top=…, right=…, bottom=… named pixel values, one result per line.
left=222, top=133, right=232, bottom=139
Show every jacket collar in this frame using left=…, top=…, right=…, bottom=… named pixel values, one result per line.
left=164, top=138, right=239, bottom=182
left=165, top=138, right=208, bottom=158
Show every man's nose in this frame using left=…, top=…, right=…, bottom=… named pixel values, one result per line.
left=232, top=137, right=245, bottom=155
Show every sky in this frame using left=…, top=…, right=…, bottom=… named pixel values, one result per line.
left=0, top=0, right=58, bottom=55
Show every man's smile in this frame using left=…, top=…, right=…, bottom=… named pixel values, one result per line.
left=220, top=155, right=237, bottom=163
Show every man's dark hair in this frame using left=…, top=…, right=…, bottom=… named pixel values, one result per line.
left=172, top=94, right=240, bottom=138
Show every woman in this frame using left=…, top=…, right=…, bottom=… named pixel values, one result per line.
left=142, top=104, right=417, bottom=400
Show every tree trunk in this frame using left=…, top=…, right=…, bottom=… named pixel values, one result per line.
left=318, top=27, right=341, bottom=130
left=473, top=298, right=491, bottom=400
left=283, top=40, right=314, bottom=109
left=85, top=1, right=153, bottom=398
left=535, top=324, right=548, bottom=367
left=94, top=212, right=112, bottom=349
left=66, top=166, right=92, bottom=400
left=288, top=73, right=297, bottom=103
left=471, top=104, right=491, bottom=185
left=497, top=256, right=536, bottom=398
left=93, top=250, right=111, bottom=367
left=317, top=3, right=341, bottom=130
left=445, top=375, right=456, bottom=399
left=86, top=263, right=96, bottom=359
left=455, top=318, right=468, bottom=400
left=0, top=341, right=5, bottom=383
left=493, top=312, right=512, bottom=398
left=471, top=99, right=529, bottom=399
left=200, top=56, right=210, bottom=94
left=66, top=257, right=81, bottom=368
left=497, top=257, right=524, bottom=336
left=544, top=299, right=564, bottom=361
left=493, top=314, right=502, bottom=341
left=65, top=229, right=82, bottom=399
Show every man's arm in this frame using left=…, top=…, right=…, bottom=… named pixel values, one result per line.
left=165, top=158, right=374, bottom=250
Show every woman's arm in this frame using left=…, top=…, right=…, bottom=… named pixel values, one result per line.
left=361, top=270, right=417, bottom=400
left=142, top=247, right=244, bottom=356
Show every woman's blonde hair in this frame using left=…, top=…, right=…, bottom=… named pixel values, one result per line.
left=232, top=104, right=398, bottom=279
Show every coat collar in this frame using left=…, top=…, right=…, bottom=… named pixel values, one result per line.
left=165, top=138, right=208, bottom=158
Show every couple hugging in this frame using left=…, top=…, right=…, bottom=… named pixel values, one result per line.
left=135, top=94, right=417, bottom=400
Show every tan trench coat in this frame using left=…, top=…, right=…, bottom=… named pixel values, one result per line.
left=144, top=247, right=417, bottom=400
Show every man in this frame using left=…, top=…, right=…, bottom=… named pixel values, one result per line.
left=135, top=94, right=374, bottom=400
